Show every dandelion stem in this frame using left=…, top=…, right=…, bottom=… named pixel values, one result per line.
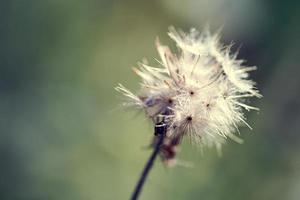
left=131, top=123, right=166, bottom=200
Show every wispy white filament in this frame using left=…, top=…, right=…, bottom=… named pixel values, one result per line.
left=116, top=27, right=261, bottom=150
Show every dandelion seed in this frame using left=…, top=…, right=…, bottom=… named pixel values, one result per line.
left=117, top=26, right=260, bottom=152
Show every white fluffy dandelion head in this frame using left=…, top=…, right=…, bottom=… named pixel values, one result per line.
left=116, top=27, right=261, bottom=150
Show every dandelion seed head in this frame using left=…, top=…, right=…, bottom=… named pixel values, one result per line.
left=116, top=26, right=261, bottom=151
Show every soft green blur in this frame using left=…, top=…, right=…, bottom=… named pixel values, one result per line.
left=1, top=0, right=300, bottom=200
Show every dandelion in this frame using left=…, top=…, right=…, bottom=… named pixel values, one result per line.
left=116, top=26, right=261, bottom=200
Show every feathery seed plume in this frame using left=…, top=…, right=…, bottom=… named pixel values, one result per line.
left=116, top=27, right=261, bottom=166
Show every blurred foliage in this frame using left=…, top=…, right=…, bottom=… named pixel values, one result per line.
left=0, top=0, right=300, bottom=199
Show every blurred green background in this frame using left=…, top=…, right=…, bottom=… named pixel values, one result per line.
left=1, top=0, right=300, bottom=199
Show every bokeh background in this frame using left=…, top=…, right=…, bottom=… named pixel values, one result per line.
left=1, top=0, right=300, bottom=199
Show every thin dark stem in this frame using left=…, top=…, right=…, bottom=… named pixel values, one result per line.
left=130, top=124, right=166, bottom=200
